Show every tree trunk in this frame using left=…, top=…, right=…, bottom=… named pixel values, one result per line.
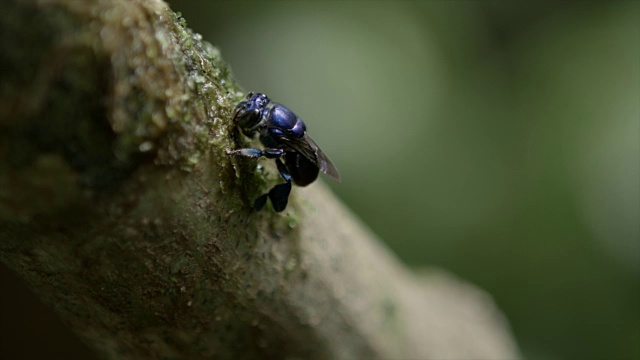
left=0, top=0, right=520, bottom=359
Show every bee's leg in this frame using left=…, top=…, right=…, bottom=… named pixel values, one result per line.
left=254, top=182, right=291, bottom=212
left=232, top=149, right=291, bottom=212
left=268, top=159, right=292, bottom=212
left=227, top=148, right=284, bottom=159
left=267, top=182, right=292, bottom=212
left=274, top=158, right=292, bottom=182
left=254, top=193, right=269, bottom=211
left=253, top=159, right=292, bottom=212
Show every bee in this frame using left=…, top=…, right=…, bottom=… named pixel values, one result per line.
left=228, top=92, right=340, bottom=212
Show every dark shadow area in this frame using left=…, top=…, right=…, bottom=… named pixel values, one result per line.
left=0, top=263, right=97, bottom=360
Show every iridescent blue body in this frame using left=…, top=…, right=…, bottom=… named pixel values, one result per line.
left=229, top=92, right=340, bottom=212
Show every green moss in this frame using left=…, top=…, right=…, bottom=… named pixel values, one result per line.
left=0, top=0, right=284, bottom=220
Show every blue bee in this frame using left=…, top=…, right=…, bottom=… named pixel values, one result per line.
left=229, top=92, right=340, bottom=212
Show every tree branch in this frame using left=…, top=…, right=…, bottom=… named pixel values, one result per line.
left=0, top=0, right=520, bottom=358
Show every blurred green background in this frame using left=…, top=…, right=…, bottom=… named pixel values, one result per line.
left=1, top=1, right=638, bottom=359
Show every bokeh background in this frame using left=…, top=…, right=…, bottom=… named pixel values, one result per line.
left=1, top=1, right=638, bottom=359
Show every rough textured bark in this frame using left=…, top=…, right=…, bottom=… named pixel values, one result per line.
left=0, top=0, right=520, bottom=359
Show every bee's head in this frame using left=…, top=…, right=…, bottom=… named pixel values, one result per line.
left=232, top=92, right=270, bottom=130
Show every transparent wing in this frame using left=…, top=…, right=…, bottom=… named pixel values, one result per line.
left=280, top=133, right=341, bottom=182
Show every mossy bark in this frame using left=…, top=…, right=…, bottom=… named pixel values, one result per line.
left=0, top=0, right=520, bottom=359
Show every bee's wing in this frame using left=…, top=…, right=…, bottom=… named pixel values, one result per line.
left=281, top=133, right=341, bottom=182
